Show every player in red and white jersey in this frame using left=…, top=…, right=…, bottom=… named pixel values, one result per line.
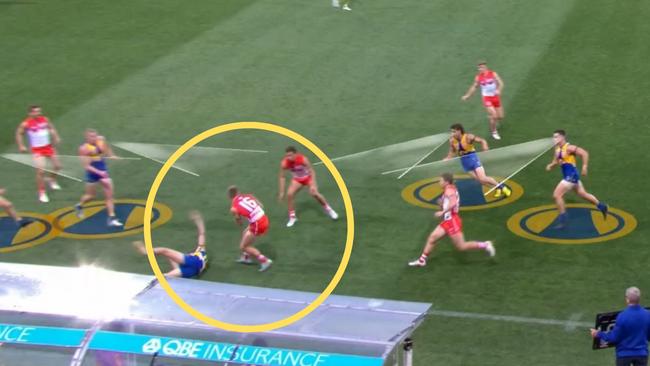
left=278, top=146, right=338, bottom=228
left=229, top=186, right=273, bottom=272
left=15, top=105, right=62, bottom=203
left=408, top=173, right=495, bottom=267
left=461, top=62, right=506, bottom=140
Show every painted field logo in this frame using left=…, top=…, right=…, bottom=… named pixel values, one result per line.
left=402, top=175, right=523, bottom=210
left=50, top=199, right=172, bottom=239
left=507, top=204, right=637, bottom=245
left=0, top=213, right=57, bottom=253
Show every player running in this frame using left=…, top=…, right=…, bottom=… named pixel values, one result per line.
left=445, top=123, right=511, bottom=198
left=133, top=211, right=207, bottom=278
left=408, top=173, right=495, bottom=266
left=229, top=186, right=273, bottom=272
left=278, top=146, right=338, bottom=228
left=546, top=129, right=608, bottom=229
left=75, top=129, right=123, bottom=227
left=15, top=105, right=63, bottom=203
left=461, top=62, right=505, bottom=140
left=0, top=187, right=33, bottom=227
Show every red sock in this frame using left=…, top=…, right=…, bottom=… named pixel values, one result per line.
left=289, top=210, right=296, bottom=218
left=257, top=255, right=268, bottom=263
left=419, top=254, right=428, bottom=262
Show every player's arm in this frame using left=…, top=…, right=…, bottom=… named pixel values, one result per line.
left=15, top=123, right=27, bottom=152
left=443, top=139, right=456, bottom=160
left=230, top=207, right=243, bottom=226
left=545, top=152, right=559, bottom=171
left=78, top=146, right=107, bottom=177
left=0, top=187, right=6, bottom=196
left=572, top=145, right=589, bottom=176
left=98, top=136, right=117, bottom=158
left=470, top=134, right=489, bottom=151
left=278, top=164, right=287, bottom=200
left=189, top=211, right=205, bottom=248
left=47, top=120, right=61, bottom=145
left=435, top=190, right=458, bottom=217
left=494, top=72, right=505, bottom=95
left=461, top=79, right=479, bottom=101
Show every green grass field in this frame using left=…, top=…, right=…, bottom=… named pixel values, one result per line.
left=1, top=0, right=649, bottom=364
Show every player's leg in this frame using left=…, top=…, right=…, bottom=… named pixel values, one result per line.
left=574, top=181, right=608, bottom=218
left=75, top=183, right=97, bottom=218
left=470, top=167, right=511, bottom=197
left=133, top=241, right=185, bottom=264
left=46, top=154, right=62, bottom=190
left=408, top=225, right=446, bottom=267
left=239, top=230, right=272, bottom=271
left=0, top=195, right=32, bottom=227
left=308, top=181, right=338, bottom=220
left=32, top=155, right=49, bottom=202
left=553, top=180, right=573, bottom=227
left=485, top=106, right=500, bottom=139
left=286, top=180, right=303, bottom=227
left=495, top=105, right=505, bottom=124
left=100, top=177, right=122, bottom=227
left=448, top=232, right=495, bottom=256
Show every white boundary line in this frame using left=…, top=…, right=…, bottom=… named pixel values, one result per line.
left=53, top=154, right=141, bottom=161
left=0, top=154, right=83, bottom=182
left=153, top=143, right=267, bottom=154
left=483, top=143, right=554, bottom=196
left=427, top=309, right=591, bottom=330
left=113, top=145, right=200, bottom=177
left=397, top=139, right=448, bottom=180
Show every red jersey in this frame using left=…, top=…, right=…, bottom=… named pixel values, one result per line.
left=282, top=154, right=311, bottom=180
left=475, top=70, right=499, bottom=97
left=441, top=184, right=460, bottom=221
left=231, top=194, right=266, bottom=223
left=21, top=116, right=52, bottom=148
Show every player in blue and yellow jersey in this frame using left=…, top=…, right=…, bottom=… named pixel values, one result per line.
left=75, top=129, right=123, bottom=227
left=445, top=123, right=511, bottom=197
left=546, top=129, right=608, bottom=228
left=133, top=211, right=208, bottom=278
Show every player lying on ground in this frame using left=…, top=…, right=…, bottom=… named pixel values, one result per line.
left=546, top=129, right=608, bottom=229
left=445, top=123, right=511, bottom=198
left=278, top=146, right=338, bottom=228
left=230, top=185, right=273, bottom=272
left=0, top=187, right=33, bottom=227
left=15, top=105, right=62, bottom=203
left=133, top=211, right=207, bottom=278
left=461, top=61, right=505, bottom=140
left=408, top=173, right=495, bottom=267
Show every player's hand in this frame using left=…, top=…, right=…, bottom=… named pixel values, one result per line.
left=461, top=95, right=469, bottom=101
left=434, top=211, right=444, bottom=218
left=18, top=146, right=27, bottom=153
left=189, top=210, right=202, bottom=221
left=582, top=166, right=588, bottom=176
left=0, top=188, right=6, bottom=195
left=99, top=171, right=109, bottom=178
left=277, top=192, right=285, bottom=201
left=590, top=328, right=599, bottom=338
left=545, top=164, right=554, bottom=171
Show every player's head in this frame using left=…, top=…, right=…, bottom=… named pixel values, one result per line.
left=552, top=129, right=566, bottom=146
left=625, top=286, right=641, bottom=305
left=450, top=123, right=464, bottom=138
left=28, top=105, right=42, bottom=117
left=477, top=61, right=488, bottom=72
left=85, top=128, right=99, bottom=143
left=227, top=185, right=239, bottom=199
left=439, top=172, right=454, bottom=187
left=285, top=146, right=298, bottom=161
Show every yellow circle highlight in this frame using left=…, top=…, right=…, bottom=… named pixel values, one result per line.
left=507, top=204, right=637, bottom=245
left=143, top=122, right=355, bottom=333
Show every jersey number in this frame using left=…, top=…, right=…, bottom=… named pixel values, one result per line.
left=239, top=197, right=259, bottom=212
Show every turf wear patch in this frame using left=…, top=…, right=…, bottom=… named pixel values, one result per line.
left=401, top=175, right=523, bottom=210
left=507, top=204, right=637, bottom=244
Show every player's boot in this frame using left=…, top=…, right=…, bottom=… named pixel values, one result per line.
left=49, top=180, right=61, bottom=190
left=259, top=259, right=273, bottom=272
left=107, top=216, right=124, bottom=227
left=485, top=241, right=496, bottom=257
left=75, top=204, right=84, bottom=218
left=236, top=253, right=254, bottom=265
left=327, top=208, right=339, bottom=220
left=408, top=258, right=426, bottom=267
left=38, top=191, right=49, bottom=203
left=597, top=202, right=609, bottom=219
left=286, top=216, right=297, bottom=228
left=491, top=131, right=501, bottom=140
left=501, top=186, right=512, bottom=197
left=332, top=0, right=340, bottom=7
left=342, top=4, right=351, bottom=10
left=494, top=188, right=502, bottom=198
left=554, top=212, right=568, bottom=229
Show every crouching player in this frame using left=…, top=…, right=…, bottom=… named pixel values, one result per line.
left=230, top=185, right=273, bottom=272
